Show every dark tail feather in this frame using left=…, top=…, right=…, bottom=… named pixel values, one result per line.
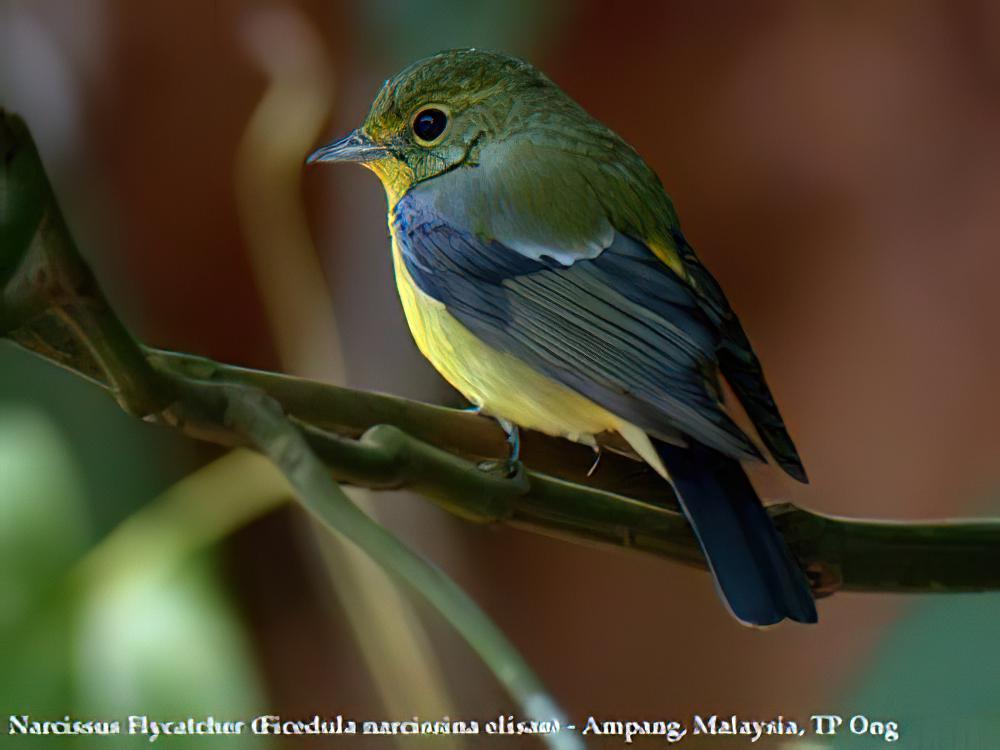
left=655, top=439, right=817, bottom=625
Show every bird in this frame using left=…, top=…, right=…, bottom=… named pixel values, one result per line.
left=308, top=49, right=817, bottom=626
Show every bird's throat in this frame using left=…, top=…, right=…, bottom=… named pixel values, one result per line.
left=366, top=158, right=415, bottom=210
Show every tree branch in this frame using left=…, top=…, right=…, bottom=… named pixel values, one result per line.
left=3, top=107, right=999, bottom=618
left=1, top=109, right=583, bottom=750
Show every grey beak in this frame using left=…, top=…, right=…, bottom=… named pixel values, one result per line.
left=306, top=129, right=386, bottom=165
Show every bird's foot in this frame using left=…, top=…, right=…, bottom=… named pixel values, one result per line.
left=477, top=457, right=524, bottom=480
left=477, top=418, right=522, bottom=478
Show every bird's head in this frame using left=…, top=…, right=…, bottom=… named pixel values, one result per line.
left=307, top=49, right=575, bottom=207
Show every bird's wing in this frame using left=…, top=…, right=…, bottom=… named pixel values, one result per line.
left=666, top=231, right=809, bottom=481
left=393, top=175, right=764, bottom=463
left=503, top=135, right=809, bottom=481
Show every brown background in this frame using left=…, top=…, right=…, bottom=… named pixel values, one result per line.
left=2, top=1, right=999, bottom=747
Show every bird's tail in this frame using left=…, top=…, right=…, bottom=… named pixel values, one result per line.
left=654, top=439, right=817, bottom=626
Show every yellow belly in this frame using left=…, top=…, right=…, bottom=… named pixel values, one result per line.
left=390, top=236, right=668, bottom=475
left=391, top=238, right=617, bottom=443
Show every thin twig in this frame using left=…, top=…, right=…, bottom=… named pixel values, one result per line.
left=221, top=385, right=580, bottom=749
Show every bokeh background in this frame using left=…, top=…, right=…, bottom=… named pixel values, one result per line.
left=2, top=1, right=1000, bottom=748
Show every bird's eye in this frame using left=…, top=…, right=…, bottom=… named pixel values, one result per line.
left=411, top=108, right=448, bottom=144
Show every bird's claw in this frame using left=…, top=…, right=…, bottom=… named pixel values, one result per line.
left=477, top=457, right=524, bottom=480
left=477, top=417, right=522, bottom=478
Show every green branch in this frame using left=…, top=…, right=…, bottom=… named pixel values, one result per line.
left=3, top=107, right=1000, bottom=626
left=222, top=387, right=571, bottom=741
left=1, top=110, right=582, bottom=750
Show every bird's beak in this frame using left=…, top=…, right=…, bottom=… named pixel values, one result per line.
left=306, top=129, right=386, bottom=165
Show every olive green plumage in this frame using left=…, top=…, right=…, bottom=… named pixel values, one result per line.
left=362, top=50, right=683, bottom=255
left=351, top=48, right=805, bottom=481
left=310, top=49, right=815, bottom=624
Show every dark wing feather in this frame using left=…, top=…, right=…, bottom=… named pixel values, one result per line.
left=669, top=229, right=809, bottom=482
left=394, top=191, right=764, bottom=463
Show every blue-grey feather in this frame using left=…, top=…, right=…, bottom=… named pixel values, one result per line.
left=393, top=191, right=763, bottom=462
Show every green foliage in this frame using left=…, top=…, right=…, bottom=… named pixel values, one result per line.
left=0, top=407, right=88, bottom=717
left=75, top=555, right=268, bottom=749
left=829, top=591, right=1000, bottom=748
left=0, top=400, right=269, bottom=749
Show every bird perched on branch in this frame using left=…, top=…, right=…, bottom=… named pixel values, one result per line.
left=309, top=49, right=817, bottom=626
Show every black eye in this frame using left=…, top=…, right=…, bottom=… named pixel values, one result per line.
left=412, top=108, right=448, bottom=142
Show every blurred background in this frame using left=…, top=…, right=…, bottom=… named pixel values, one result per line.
left=2, top=1, right=1000, bottom=747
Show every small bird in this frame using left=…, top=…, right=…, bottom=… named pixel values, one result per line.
left=309, top=49, right=817, bottom=626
